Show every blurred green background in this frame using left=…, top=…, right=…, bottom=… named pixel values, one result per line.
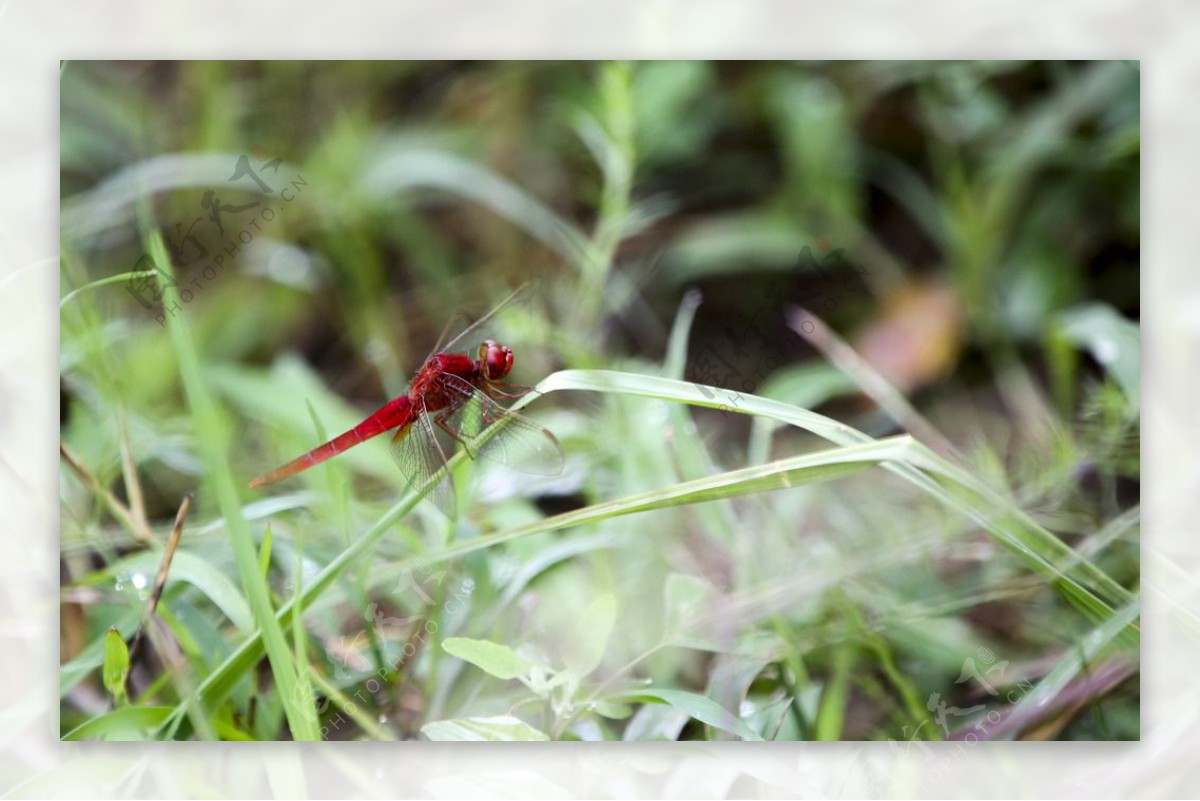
left=59, top=61, right=1139, bottom=742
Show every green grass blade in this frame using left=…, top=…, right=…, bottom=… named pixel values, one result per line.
left=813, top=642, right=852, bottom=741
left=538, top=370, right=1136, bottom=642
left=143, top=224, right=320, bottom=741
left=258, top=525, right=273, bottom=580
left=60, top=269, right=160, bottom=309
left=1003, top=600, right=1139, bottom=732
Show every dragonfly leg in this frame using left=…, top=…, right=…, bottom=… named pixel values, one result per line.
left=434, top=401, right=504, bottom=458
left=433, top=409, right=473, bottom=450
left=488, top=383, right=538, bottom=400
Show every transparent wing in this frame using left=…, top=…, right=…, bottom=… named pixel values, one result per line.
left=389, top=408, right=456, bottom=517
left=436, top=373, right=565, bottom=477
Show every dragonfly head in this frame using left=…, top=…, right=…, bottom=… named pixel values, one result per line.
left=479, top=339, right=514, bottom=381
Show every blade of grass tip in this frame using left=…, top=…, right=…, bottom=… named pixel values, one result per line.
left=59, top=269, right=158, bottom=308
left=814, top=640, right=853, bottom=741
left=140, top=220, right=320, bottom=742
left=102, top=627, right=130, bottom=706
left=663, top=288, right=702, bottom=379
left=660, top=288, right=741, bottom=544
left=786, top=306, right=963, bottom=462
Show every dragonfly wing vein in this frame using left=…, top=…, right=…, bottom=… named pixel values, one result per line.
left=437, top=374, right=565, bottom=477
left=390, top=408, right=456, bottom=517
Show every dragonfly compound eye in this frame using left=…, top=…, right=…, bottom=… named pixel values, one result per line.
left=481, top=340, right=513, bottom=380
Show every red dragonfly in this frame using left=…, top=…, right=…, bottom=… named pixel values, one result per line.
left=248, top=291, right=563, bottom=516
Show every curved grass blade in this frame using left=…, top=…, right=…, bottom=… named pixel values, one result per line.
left=538, top=370, right=1136, bottom=639
left=63, top=705, right=174, bottom=741
left=60, top=269, right=159, bottom=309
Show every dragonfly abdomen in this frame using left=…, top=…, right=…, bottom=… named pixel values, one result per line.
left=248, top=396, right=413, bottom=488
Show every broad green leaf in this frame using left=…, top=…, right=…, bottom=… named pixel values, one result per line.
left=1057, top=303, right=1140, bottom=413
left=102, top=627, right=130, bottom=704
left=81, top=550, right=254, bottom=634
left=592, top=700, right=633, bottom=720
left=421, top=715, right=549, bottom=742
left=613, top=688, right=763, bottom=741
left=60, top=608, right=140, bottom=696
left=442, top=637, right=531, bottom=681
left=622, top=703, right=689, bottom=741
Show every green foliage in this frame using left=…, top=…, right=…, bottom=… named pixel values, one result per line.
left=60, top=60, right=1139, bottom=742
left=422, top=716, right=550, bottom=742
left=442, top=638, right=531, bottom=681
left=102, top=627, right=130, bottom=705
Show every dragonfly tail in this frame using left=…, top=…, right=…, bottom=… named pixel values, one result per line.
left=248, top=396, right=413, bottom=488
